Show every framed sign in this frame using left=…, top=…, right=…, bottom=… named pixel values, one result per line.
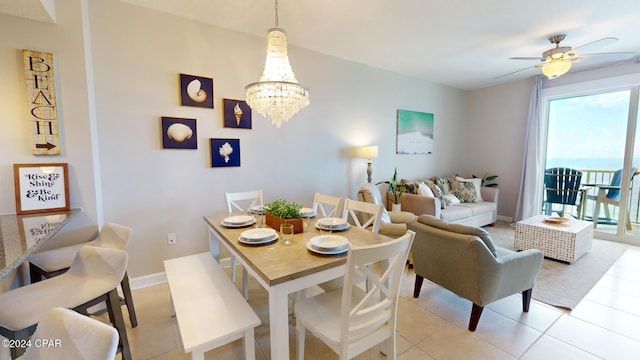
left=13, top=163, right=70, bottom=214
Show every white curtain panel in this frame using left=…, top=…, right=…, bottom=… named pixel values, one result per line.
left=514, top=76, right=545, bottom=222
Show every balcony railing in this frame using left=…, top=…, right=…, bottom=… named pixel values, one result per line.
left=574, top=169, right=640, bottom=224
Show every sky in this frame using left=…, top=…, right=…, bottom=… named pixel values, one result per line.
left=547, top=90, right=634, bottom=163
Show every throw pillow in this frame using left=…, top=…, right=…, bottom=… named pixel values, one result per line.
left=443, top=193, right=461, bottom=205
left=425, top=180, right=446, bottom=209
left=400, top=179, right=421, bottom=195
left=431, top=176, right=450, bottom=195
left=450, top=177, right=481, bottom=203
left=417, top=214, right=497, bottom=257
left=455, top=176, right=483, bottom=202
left=418, top=182, right=435, bottom=197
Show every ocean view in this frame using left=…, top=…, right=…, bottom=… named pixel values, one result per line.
left=546, top=158, right=626, bottom=171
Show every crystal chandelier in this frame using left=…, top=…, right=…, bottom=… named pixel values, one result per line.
left=245, top=0, right=309, bottom=128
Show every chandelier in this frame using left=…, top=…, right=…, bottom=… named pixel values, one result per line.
left=245, top=0, right=309, bottom=128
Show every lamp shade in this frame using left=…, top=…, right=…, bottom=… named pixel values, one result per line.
left=359, top=146, right=378, bottom=159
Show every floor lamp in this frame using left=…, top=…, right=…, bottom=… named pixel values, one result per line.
left=359, top=146, right=378, bottom=183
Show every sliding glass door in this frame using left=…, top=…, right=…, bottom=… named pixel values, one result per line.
left=544, top=86, right=640, bottom=242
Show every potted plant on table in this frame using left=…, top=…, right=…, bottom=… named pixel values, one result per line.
left=264, top=199, right=304, bottom=234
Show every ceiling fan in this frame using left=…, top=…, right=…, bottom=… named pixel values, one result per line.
left=495, top=34, right=636, bottom=80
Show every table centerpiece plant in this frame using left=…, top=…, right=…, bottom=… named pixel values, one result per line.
left=264, top=199, right=304, bottom=234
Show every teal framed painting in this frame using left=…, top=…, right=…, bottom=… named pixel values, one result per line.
left=396, top=109, right=434, bottom=154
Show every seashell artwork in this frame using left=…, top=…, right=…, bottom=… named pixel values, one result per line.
left=186, top=79, right=207, bottom=103
left=234, top=103, right=243, bottom=126
left=166, top=123, right=193, bottom=142
left=219, top=142, right=233, bottom=163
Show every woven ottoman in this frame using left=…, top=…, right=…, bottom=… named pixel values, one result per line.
left=514, top=215, right=593, bottom=263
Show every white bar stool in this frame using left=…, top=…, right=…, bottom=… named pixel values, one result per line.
left=28, top=223, right=137, bottom=327
left=17, top=307, right=119, bottom=360
left=0, top=246, right=131, bottom=359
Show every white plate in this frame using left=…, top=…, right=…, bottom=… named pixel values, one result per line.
left=309, top=235, right=349, bottom=251
left=223, top=215, right=254, bottom=224
left=306, top=241, right=348, bottom=255
left=300, top=207, right=316, bottom=218
left=241, top=228, right=277, bottom=241
left=249, top=205, right=265, bottom=215
left=317, top=217, right=347, bottom=228
left=239, top=234, right=277, bottom=245
left=315, top=222, right=350, bottom=231
left=221, top=218, right=256, bottom=228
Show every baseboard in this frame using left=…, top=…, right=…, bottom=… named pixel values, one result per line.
left=497, top=215, right=513, bottom=223
left=130, top=256, right=233, bottom=290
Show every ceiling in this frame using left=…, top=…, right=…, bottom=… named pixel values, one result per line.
left=5, top=0, right=640, bottom=90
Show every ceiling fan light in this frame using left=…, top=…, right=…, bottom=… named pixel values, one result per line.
left=541, top=60, right=572, bottom=79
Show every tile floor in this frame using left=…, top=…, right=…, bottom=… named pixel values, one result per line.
left=115, top=246, right=640, bottom=359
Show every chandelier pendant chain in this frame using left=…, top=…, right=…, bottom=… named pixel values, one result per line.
left=274, top=0, right=278, bottom=27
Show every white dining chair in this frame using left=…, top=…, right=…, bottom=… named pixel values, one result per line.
left=0, top=246, right=131, bottom=360
left=225, top=190, right=263, bottom=299
left=318, top=199, right=384, bottom=293
left=17, top=307, right=119, bottom=360
left=295, top=231, right=415, bottom=360
left=27, top=223, right=137, bottom=328
left=343, top=198, right=383, bottom=233
left=312, top=193, right=343, bottom=218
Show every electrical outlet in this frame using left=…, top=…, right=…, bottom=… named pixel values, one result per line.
left=168, top=233, right=176, bottom=245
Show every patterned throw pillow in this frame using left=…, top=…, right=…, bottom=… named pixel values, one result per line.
left=425, top=179, right=446, bottom=209
left=450, top=177, right=482, bottom=203
left=431, top=177, right=450, bottom=195
left=400, top=179, right=421, bottom=195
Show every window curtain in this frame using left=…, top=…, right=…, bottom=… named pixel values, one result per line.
left=514, top=75, right=544, bottom=223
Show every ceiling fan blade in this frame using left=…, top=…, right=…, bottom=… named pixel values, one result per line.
left=493, top=65, right=536, bottom=79
left=580, top=52, right=636, bottom=61
left=509, top=57, right=543, bottom=61
left=572, top=37, right=618, bottom=54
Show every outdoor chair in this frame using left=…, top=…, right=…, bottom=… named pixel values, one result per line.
left=543, top=167, right=584, bottom=217
left=584, top=168, right=637, bottom=229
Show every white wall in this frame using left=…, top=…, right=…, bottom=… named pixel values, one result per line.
left=466, top=78, right=533, bottom=219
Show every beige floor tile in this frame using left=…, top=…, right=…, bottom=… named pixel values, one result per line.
left=397, top=299, right=449, bottom=345
left=412, top=281, right=473, bottom=329
left=398, top=346, right=436, bottom=360
left=584, top=283, right=640, bottom=316
left=547, top=315, right=640, bottom=359
left=571, top=298, right=640, bottom=341
left=594, top=273, right=640, bottom=298
left=417, top=323, right=516, bottom=360
left=472, top=308, right=543, bottom=357
left=487, top=294, right=563, bottom=332
left=520, top=335, right=601, bottom=360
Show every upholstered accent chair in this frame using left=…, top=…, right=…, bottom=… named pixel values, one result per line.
left=407, top=215, right=543, bottom=331
left=357, top=183, right=416, bottom=238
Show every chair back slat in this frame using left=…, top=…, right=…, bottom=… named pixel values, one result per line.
left=225, top=190, right=263, bottom=213
left=544, top=167, right=582, bottom=205
left=343, top=199, right=383, bottom=233
left=312, top=193, right=343, bottom=218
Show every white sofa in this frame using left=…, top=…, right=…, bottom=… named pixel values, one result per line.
left=378, top=181, right=499, bottom=228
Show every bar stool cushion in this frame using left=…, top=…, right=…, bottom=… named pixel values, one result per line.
left=0, top=246, right=127, bottom=331
left=18, top=307, right=118, bottom=360
left=29, top=223, right=131, bottom=272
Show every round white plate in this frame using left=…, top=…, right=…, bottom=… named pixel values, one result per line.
left=309, top=235, right=349, bottom=251
left=315, top=222, right=350, bottom=231
left=306, top=241, right=348, bottom=255
left=221, top=218, right=256, bottom=228
left=249, top=205, right=265, bottom=215
left=241, top=228, right=277, bottom=241
left=223, top=215, right=254, bottom=224
left=300, top=207, right=316, bottom=218
left=317, top=217, right=347, bottom=228
left=239, top=234, right=277, bottom=245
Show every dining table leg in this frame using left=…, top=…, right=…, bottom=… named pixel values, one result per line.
left=269, top=283, right=291, bottom=360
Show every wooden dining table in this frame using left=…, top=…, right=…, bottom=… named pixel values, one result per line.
left=203, top=213, right=393, bottom=360
left=0, top=208, right=80, bottom=280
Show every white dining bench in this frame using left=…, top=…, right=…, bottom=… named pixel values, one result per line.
left=164, top=252, right=260, bottom=360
